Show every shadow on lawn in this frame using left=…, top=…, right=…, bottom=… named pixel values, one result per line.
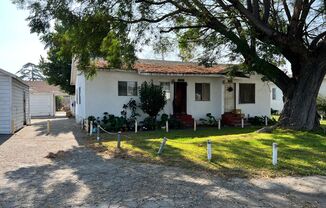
left=99, top=127, right=326, bottom=177
left=2, top=146, right=325, bottom=207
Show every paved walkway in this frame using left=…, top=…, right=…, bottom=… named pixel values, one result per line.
left=0, top=118, right=325, bottom=207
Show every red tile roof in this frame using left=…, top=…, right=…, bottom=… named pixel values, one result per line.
left=95, top=59, right=230, bottom=75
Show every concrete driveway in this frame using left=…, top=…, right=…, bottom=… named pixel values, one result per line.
left=0, top=118, right=325, bottom=207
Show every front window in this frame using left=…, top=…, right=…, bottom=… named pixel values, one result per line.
left=239, top=83, right=255, bottom=104
left=272, top=88, right=276, bottom=100
left=160, top=82, right=171, bottom=100
left=118, top=81, right=138, bottom=96
left=195, top=83, right=210, bottom=101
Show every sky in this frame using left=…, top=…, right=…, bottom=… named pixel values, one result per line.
left=0, top=0, right=48, bottom=74
left=0, top=0, right=178, bottom=75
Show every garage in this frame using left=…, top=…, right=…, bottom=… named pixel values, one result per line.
left=25, top=81, right=68, bottom=117
left=30, top=93, right=54, bottom=116
left=0, top=68, right=30, bottom=134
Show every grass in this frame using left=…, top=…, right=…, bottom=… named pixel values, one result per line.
left=90, top=125, right=326, bottom=178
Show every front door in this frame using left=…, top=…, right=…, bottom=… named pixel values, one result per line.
left=173, top=82, right=187, bottom=114
left=224, top=82, right=236, bottom=112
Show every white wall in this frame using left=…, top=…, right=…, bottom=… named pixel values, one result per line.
left=0, top=73, right=11, bottom=134
left=75, top=73, right=86, bottom=122
left=11, top=79, right=30, bottom=132
left=30, top=93, right=54, bottom=117
left=270, top=84, right=283, bottom=113
left=319, top=79, right=326, bottom=97
left=234, top=76, right=271, bottom=117
left=74, top=70, right=271, bottom=122
left=77, top=70, right=223, bottom=121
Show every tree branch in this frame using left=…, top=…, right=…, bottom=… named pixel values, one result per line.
left=282, top=0, right=292, bottom=22
left=159, top=25, right=207, bottom=33
left=310, top=31, right=326, bottom=49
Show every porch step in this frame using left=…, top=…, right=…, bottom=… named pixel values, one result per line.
left=222, top=112, right=250, bottom=127
left=174, top=114, right=194, bottom=127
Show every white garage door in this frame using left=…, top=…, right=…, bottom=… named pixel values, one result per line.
left=30, top=94, right=54, bottom=116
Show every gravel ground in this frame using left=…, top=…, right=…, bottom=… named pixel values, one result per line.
left=0, top=118, right=325, bottom=208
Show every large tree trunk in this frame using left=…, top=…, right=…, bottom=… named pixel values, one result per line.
left=279, top=58, right=326, bottom=130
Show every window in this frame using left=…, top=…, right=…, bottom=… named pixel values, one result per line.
left=78, top=87, right=81, bottom=104
left=195, top=83, right=210, bottom=101
left=118, top=81, right=137, bottom=96
left=160, top=82, right=171, bottom=100
left=239, top=83, right=255, bottom=104
left=272, top=88, right=276, bottom=100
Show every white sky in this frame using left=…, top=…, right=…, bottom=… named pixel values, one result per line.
left=0, top=0, right=48, bottom=74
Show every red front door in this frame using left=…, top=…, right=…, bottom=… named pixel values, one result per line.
left=173, top=82, right=187, bottom=114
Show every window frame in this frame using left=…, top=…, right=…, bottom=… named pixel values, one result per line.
left=272, top=88, right=276, bottom=100
left=118, top=81, right=138, bottom=96
left=160, top=81, right=171, bottom=100
left=239, top=83, right=255, bottom=104
left=195, top=83, right=210, bottom=101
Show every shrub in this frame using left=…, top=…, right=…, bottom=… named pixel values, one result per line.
left=102, top=114, right=127, bottom=132
left=55, top=96, right=64, bottom=111
left=139, top=81, right=167, bottom=120
left=248, top=116, right=277, bottom=126
left=199, top=113, right=218, bottom=126
left=142, top=116, right=157, bottom=130
left=121, top=99, right=140, bottom=130
left=159, top=113, right=169, bottom=126
left=317, top=96, right=326, bottom=116
left=271, top=108, right=279, bottom=115
left=168, top=116, right=184, bottom=129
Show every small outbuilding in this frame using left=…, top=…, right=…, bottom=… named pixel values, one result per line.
left=0, top=68, right=30, bottom=134
left=25, top=81, right=68, bottom=117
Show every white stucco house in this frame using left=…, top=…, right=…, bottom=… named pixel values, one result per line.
left=70, top=59, right=273, bottom=125
left=270, top=83, right=284, bottom=113
left=25, top=81, right=68, bottom=117
left=0, top=68, right=30, bottom=134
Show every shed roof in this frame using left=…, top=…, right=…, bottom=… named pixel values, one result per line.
left=24, top=81, right=67, bottom=95
left=0, top=68, right=29, bottom=87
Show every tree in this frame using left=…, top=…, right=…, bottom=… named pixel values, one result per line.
left=153, top=36, right=173, bottom=60
left=38, top=28, right=75, bottom=94
left=139, top=81, right=167, bottom=119
left=16, top=62, right=44, bottom=81
left=13, top=0, right=326, bottom=130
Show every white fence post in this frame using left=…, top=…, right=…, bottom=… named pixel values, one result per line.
left=47, top=120, right=51, bottom=135
left=218, top=119, right=221, bottom=130
left=241, top=118, right=244, bottom=128
left=166, top=121, right=169, bottom=132
left=272, top=143, right=278, bottom=166
left=194, top=120, right=197, bottom=131
left=89, top=121, right=93, bottom=136
left=96, top=124, right=100, bottom=141
left=265, top=116, right=268, bottom=126
left=135, top=120, right=138, bottom=133
left=158, top=137, right=167, bottom=155
left=207, top=140, right=212, bottom=161
left=117, top=131, right=121, bottom=148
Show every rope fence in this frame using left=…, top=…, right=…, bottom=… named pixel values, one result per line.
left=80, top=117, right=280, bottom=165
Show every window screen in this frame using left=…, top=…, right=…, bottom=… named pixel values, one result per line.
left=118, top=81, right=137, bottom=96
left=239, top=83, right=255, bottom=104
left=195, top=83, right=210, bottom=101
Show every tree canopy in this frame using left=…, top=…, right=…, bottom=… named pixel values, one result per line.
left=13, top=0, right=326, bottom=130
left=16, top=62, right=44, bottom=81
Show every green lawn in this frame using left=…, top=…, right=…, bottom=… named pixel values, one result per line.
left=91, top=126, right=326, bottom=178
